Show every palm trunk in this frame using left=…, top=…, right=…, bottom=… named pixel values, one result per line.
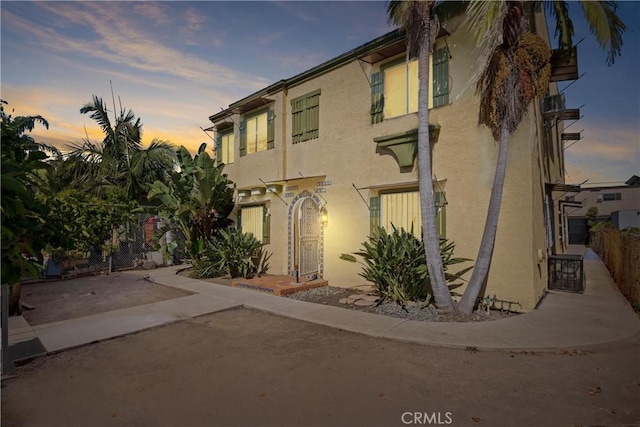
left=418, top=18, right=455, bottom=313
left=458, top=126, right=510, bottom=314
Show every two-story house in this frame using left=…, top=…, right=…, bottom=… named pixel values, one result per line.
left=565, top=175, right=640, bottom=244
left=207, top=11, right=577, bottom=312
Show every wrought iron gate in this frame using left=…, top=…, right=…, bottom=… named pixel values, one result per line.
left=298, top=198, right=320, bottom=277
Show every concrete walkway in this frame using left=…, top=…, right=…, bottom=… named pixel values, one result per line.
left=3, top=247, right=639, bottom=369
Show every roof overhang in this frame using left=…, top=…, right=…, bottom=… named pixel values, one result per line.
left=546, top=183, right=581, bottom=193
left=357, top=177, right=446, bottom=191
left=263, top=174, right=326, bottom=185
left=359, top=27, right=451, bottom=64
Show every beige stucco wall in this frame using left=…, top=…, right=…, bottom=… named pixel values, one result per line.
left=213, top=14, right=560, bottom=312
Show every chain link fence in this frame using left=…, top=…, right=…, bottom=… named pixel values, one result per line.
left=41, top=212, right=181, bottom=279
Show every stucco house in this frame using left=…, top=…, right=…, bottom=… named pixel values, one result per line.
left=207, top=12, right=578, bottom=312
left=565, top=176, right=640, bottom=244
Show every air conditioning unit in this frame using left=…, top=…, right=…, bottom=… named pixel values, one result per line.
left=542, top=94, right=566, bottom=118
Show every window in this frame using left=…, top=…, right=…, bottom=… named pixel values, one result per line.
left=291, top=90, right=320, bottom=143
left=216, top=130, right=234, bottom=164
left=370, top=190, right=446, bottom=239
left=370, top=47, right=450, bottom=123
left=383, top=60, right=418, bottom=119
left=238, top=205, right=270, bottom=243
left=239, top=109, right=275, bottom=156
left=602, top=193, right=622, bottom=201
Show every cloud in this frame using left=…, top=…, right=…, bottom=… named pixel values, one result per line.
left=184, top=8, right=206, bottom=32
left=564, top=121, right=639, bottom=185
left=132, top=2, right=171, bottom=26
left=6, top=4, right=267, bottom=91
left=256, top=31, right=286, bottom=47
left=273, top=2, right=319, bottom=23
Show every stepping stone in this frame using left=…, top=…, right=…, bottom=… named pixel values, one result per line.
left=338, top=298, right=351, bottom=304
left=353, top=299, right=374, bottom=307
left=361, top=295, right=379, bottom=302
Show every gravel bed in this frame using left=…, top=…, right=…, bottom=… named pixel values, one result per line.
left=286, top=286, right=506, bottom=322
left=286, top=286, right=348, bottom=300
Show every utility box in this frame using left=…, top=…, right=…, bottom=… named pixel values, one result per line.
left=548, top=254, right=584, bottom=293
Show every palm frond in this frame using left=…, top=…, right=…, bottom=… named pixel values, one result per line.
left=12, top=115, right=49, bottom=134
left=465, top=0, right=508, bottom=88
left=435, top=0, right=469, bottom=25
left=546, top=1, right=574, bottom=54
left=80, top=95, right=114, bottom=139
left=387, top=0, right=434, bottom=59
left=580, top=0, right=626, bottom=65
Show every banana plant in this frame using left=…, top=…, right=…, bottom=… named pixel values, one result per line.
left=147, top=143, right=234, bottom=261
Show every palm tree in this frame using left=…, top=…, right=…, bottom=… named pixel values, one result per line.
left=1, top=101, right=66, bottom=318
left=456, top=0, right=626, bottom=314
left=386, top=0, right=455, bottom=312
left=56, top=95, right=177, bottom=202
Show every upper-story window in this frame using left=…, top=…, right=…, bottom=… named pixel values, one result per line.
left=216, top=129, right=234, bottom=164
left=602, top=192, right=622, bottom=201
left=371, top=47, right=450, bottom=124
left=239, top=108, right=275, bottom=157
left=383, top=60, right=418, bottom=119
left=291, top=89, right=321, bottom=144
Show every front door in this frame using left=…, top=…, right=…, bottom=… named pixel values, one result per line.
left=297, top=197, right=320, bottom=277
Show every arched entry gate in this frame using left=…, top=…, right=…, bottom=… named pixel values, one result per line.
left=288, top=191, right=324, bottom=280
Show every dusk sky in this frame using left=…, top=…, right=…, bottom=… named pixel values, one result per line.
left=1, top=1, right=638, bottom=186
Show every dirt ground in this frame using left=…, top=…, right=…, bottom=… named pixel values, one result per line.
left=21, top=271, right=194, bottom=325
left=2, top=308, right=638, bottom=427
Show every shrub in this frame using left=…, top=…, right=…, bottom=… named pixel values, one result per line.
left=340, top=226, right=472, bottom=306
left=190, top=228, right=271, bottom=279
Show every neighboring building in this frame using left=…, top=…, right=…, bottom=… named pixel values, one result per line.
left=566, top=175, right=640, bottom=243
left=207, top=12, right=579, bottom=312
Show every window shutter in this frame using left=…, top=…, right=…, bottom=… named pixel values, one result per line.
left=370, top=72, right=384, bottom=124
left=432, top=48, right=449, bottom=108
left=435, top=192, right=446, bottom=239
left=215, top=134, right=222, bottom=162
left=236, top=208, right=242, bottom=230
left=267, top=110, right=275, bottom=150
left=292, top=98, right=303, bottom=144
left=306, top=93, right=320, bottom=140
left=262, top=206, right=270, bottom=244
left=239, top=119, right=247, bottom=157
left=369, top=196, right=380, bottom=235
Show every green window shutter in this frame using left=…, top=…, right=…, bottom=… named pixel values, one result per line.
left=215, top=135, right=222, bottom=162
left=291, top=91, right=320, bottom=144
left=262, top=206, right=270, bottom=244
left=432, top=48, right=449, bottom=108
left=239, top=119, right=247, bottom=157
left=306, top=93, right=320, bottom=141
left=369, top=196, right=380, bottom=235
left=236, top=209, right=242, bottom=230
left=267, top=110, right=275, bottom=150
left=292, top=98, right=303, bottom=144
left=435, top=192, right=446, bottom=239
left=370, top=72, right=384, bottom=124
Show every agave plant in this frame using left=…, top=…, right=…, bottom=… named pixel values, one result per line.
left=192, top=228, right=272, bottom=279
left=341, top=226, right=472, bottom=307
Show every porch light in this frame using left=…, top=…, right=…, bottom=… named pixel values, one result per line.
left=320, top=206, right=328, bottom=227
